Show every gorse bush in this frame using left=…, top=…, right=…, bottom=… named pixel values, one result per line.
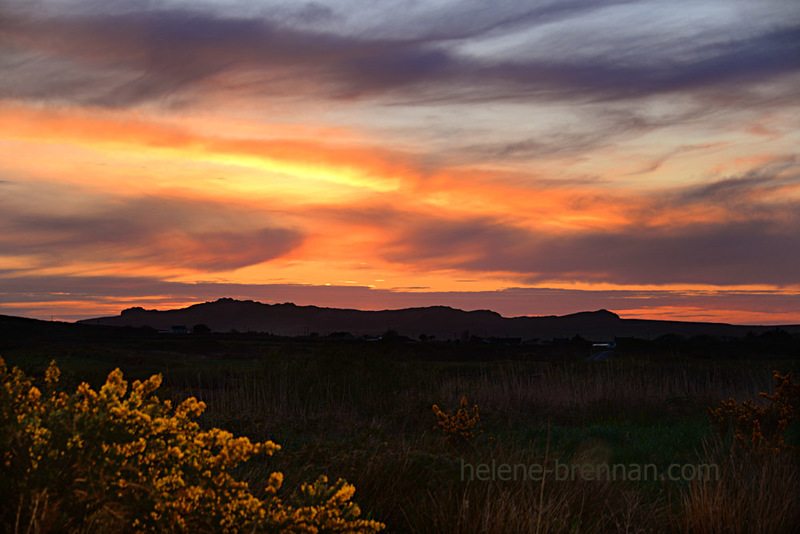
left=431, top=396, right=480, bottom=449
left=708, top=370, right=800, bottom=453
left=0, top=357, right=384, bottom=533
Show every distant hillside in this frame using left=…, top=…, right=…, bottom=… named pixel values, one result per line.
left=77, top=298, right=800, bottom=341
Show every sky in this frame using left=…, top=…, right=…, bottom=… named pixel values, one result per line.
left=1, top=0, right=799, bottom=325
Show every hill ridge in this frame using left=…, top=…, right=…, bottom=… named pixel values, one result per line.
left=78, top=298, right=800, bottom=341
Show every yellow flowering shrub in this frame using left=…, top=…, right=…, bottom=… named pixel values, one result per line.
left=431, top=396, right=480, bottom=448
left=0, top=357, right=384, bottom=533
left=708, top=370, right=800, bottom=453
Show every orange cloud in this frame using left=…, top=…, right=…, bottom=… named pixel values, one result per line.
left=0, top=104, right=413, bottom=194
left=2, top=101, right=799, bottom=305
left=615, top=306, right=800, bottom=325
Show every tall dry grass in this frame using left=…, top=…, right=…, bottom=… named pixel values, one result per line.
left=434, top=360, right=775, bottom=424
left=166, top=355, right=797, bottom=533
left=183, top=358, right=777, bottom=434
left=671, top=438, right=800, bottom=534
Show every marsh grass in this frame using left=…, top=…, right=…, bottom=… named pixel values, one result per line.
left=8, top=346, right=799, bottom=533
left=670, top=438, right=800, bottom=533
left=154, top=352, right=796, bottom=532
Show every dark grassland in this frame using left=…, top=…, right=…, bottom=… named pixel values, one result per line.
left=3, top=315, right=800, bottom=533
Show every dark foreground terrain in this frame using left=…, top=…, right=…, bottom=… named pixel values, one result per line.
left=2, top=314, right=800, bottom=533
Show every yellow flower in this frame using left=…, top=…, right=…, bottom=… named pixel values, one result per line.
left=0, top=357, right=384, bottom=533
left=432, top=396, right=481, bottom=448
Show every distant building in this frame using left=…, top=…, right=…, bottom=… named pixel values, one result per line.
left=170, top=325, right=188, bottom=334
left=489, top=337, right=522, bottom=346
left=328, top=332, right=356, bottom=340
left=588, top=340, right=616, bottom=360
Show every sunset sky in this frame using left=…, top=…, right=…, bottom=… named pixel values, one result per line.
left=1, top=0, right=799, bottom=324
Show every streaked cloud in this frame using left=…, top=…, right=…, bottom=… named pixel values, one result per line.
left=0, top=183, right=303, bottom=272
left=2, top=1, right=797, bottom=107
left=377, top=157, right=800, bottom=285
left=0, top=0, right=798, bottom=324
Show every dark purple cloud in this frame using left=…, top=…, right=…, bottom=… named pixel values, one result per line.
left=676, top=156, right=799, bottom=206
left=0, top=193, right=303, bottom=271
left=1, top=3, right=797, bottom=107
left=381, top=213, right=800, bottom=286
left=376, top=158, right=800, bottom=286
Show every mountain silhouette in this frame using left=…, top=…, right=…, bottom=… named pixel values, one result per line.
left=77, top=298, right=800, bottom=341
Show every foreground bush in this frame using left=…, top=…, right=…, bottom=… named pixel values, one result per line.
left=708, top=370, right=800, bottom=453
left=431, top=396, right=480, bottom=449
left=0, top=357, right=384, bottom=533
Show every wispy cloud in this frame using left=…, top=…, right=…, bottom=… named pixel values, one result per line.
left=379, top=215, right=800, bottom=286
left=1, top=0, right=799, bottom=323
left=0, top=185, right=303, bottom=272
left=372, top=157, right=800, bottom=286
left=2, top=2, right=797, bottom=108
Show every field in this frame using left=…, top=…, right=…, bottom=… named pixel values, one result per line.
left=2, top=319, right=800, bottom=533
